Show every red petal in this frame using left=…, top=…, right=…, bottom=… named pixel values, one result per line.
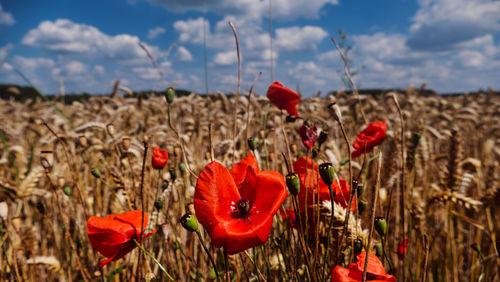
left=266, top=81, right=300, bottom=117
left=351, top=121, right=387, bottom=158
left=351, top=252, right=388, bottom=277
left=333, top=179, right=356, bottom=211
left=331, top=265, right=358, bottom=282
left=230, top=152, right=259, bottom=202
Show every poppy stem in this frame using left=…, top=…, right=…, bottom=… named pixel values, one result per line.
left=195, top=231, right=220, bottom=281
left=381, top=236, right=394, bottom=273
left=322, top=185, right=335, bottom=280
left=292, top=196, right=315, bottom=282
left=133, top=239, right=174, bottom=281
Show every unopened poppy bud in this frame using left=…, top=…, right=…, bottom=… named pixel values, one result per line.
left=91, top=168, right=101, bottom=178
left=170, top=168, right=177, bottom=182
left=178, top=162, right=186, bottom=175
left=247, top=138, right=258, bottom=151
left=237, top=198, right=251, bottom=216
left=375, top=244, right=383, bottom=259
left=319, top=162, right=335, bottom=186
left=375, top=217, right=387, bottom=237
left=166, top=87, right=175, bottom=104
left=154, top=201, right=164, bottom=209
left=354, top=238, right=363, bottom=256
left=317, top=130, right=328, bottom=146
left=180, top=213, right=198, bottom=232
left=63, top=186, right=71, bottom=196
left=286, top=173, right=300, bottom=196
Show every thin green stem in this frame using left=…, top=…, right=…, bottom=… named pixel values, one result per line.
left=381, top=236, right=394, bottom=274
left=322, top=185, right=335, bottom=280
left=195, top=231, right=220, bottom=281
left=133, top=239, right=175, bottom=281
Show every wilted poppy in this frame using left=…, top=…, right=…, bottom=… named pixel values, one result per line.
left=293, top=156, right=355, bottom=212
left=299, top=121, right=318, bottom=149
left=87, top=210, right=156, bottom=267
left=331, top=251, right=396, bottom=281
left=351, top=121, right=387, bottom=159
left=194, top=152, right=287, bottom=254
left=266, top=81, right=301, bottom=117
left=152, top=146, right=168, bottom=169
left=397, top=238, right=408, bottom=261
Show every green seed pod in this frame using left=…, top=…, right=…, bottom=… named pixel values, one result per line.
left=63, top=186, right=71, bottom=196
left=91, top=168, right=101, bottom=178
left=319, top=162, right=335, bottom=186
left=166, top=87, right=175, bottom=104
left=154, top=201, right=164, bottom=209
left=180, top=213, right=199, bottom=232
left=178, top=162, right=186, bottom=175
left=354, top=238, right=363, bottom=256
left=286, top=173, right=300, bottom=196
left=247, top=137, right=258, bottom=151
left=375, top=217, right=387, bottom=237
left=207, top=268, right=217, bottom=280
left=375, top=244, right=383, bottom=259
left=340, top=157, right=349, bottom=166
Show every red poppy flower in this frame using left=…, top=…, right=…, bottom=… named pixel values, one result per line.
left=194, top=152, right=287, bottom=254
left=293, top=156, right=355, bottom=212
left=266, top=81, right=300, bottom=117
left=331, top=252, right=396, bottom=281
left=299, top=121, right=318, bottom=149
left=87, top=210, right=156, bottom=267
left=151, top=146, right=168, bottom=169
left=351, top=121, right=387, bottom=159
left=397, top=238, right=408, bottom=261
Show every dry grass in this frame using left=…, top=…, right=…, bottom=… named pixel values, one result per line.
left=0, top=87, right=499, bottom=281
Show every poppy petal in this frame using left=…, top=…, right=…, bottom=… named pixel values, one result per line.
left=252, top=170, right=287, bottom=214
left=331, top=265, right=358, bottom=282
left=266, top=81, right=301, bottom=117
left=230, top=152, right=259, bottom=202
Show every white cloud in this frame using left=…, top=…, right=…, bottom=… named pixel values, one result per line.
left=408, top=0, right=500, bottom=51
left=148, top=26, right=166, bottom=39
left=64, top=60, right=88, bottom=75
left=13, top=56, right=55, bottom=69
left=174, top=46, right=193, bottom=62
left=0, top=44, right=14, bottom=60
left=149, top=0, right=338, bottom=20
left=213, top=50, right=237, bottom=65
left=275, top=26, right=328, bottom=52
left=94, top=65, right=105, bottom=73
left=0, top=4, right=15, bottom=26
left=22, top=19, right=162, bottom=62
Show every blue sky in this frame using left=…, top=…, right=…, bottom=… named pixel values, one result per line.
left=1, top=0, right=500, bottom=96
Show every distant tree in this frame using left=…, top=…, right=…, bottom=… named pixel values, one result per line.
left=336, top=29, right=365, bottom=90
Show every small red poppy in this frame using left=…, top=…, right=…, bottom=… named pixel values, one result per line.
left=87, top=210, right=156, bottom=267
left=279, top=208, right=297, bottom=229
left=293, top=156, right=355, bottom=212
left=194, top=152, right=288, bottom=254
left=397, top=238, right=408, bottom=261
left=152, top=146, right=168, bottom=169
left=331, top=251, right=396, bottom=281
left=266, top=81, right=301, bottom=117
left=351, top=121, right=387, bottom=159
left=299, top=121, right=318, bottom=149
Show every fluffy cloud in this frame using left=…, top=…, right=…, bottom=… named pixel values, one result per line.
left=22, top=19, right=162, bottom=62
left=174, top=46, right=193, bottom=62
left=148, top=0, right=338, bottom=20
left=275, top=26, right=328, bottom=52
left=148, top=26, right=166, bottom=39
left=213, top=50, right=237, bottom=65
left=0, top=44, right=13, bottom=60
left=408, top=0, right=500, bottom=51
left=0, top=4, right=15, bottom=26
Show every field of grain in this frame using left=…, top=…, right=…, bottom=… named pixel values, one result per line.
left=0, top=86, right=499, bottom=281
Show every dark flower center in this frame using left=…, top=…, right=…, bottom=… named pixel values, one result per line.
left=236, top=198, right=251, bottom=217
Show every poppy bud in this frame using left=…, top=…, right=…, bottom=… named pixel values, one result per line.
left=170, top=168, right=177, bottom=182
left=154, top=201, right=164, bottom=209
left=319, top=162, right=335, bottom=186
left=247, top=138, right=258, bottom=151
left=375, top=217, right=387, bottom=237
left=178, top=162, right=186, bottom=175
left=91, top=168, right=101, bottom=178
left=340, top=157, right=349, bottom=166
left=317, top=130, right=328, bottom=146
left=180, top=213, right=198, bottom=232
left=354, top=238, right=363, bottom=256
left=286, top=173, right=300, bottom=196
left=236, top=198, right=251, bottom=216
left=375, top=244, right=383, bottom=259
left=166, top=87, right=175, bottom=104
left=353, top=179, right=363, bottom=197
left=63, top=186, right=71, bottom=196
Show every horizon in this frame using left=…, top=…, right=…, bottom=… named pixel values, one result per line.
left=1, top=0, right=500, bottom=97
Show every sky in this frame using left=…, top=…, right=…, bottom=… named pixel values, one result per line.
left=1, top=0, right=500, bottom=96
